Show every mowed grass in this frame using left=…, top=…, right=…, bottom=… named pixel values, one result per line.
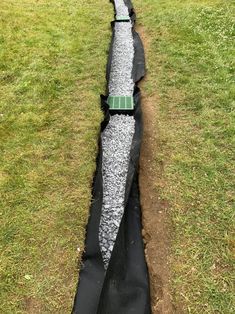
left=135, top=0, right=234, bottom=313
left=0, top=0, right=112, bottom=312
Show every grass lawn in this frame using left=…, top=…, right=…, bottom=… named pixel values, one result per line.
left=0, top=0, right=112, bottom=312
left=1, top=0, right=234, bottom=313
left=135, top=0, right=234, bottom=312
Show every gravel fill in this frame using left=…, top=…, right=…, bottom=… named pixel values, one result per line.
left=108, top=21, right=134, bottom=97
left=99, top=114, right=135, bottom=268
left=114, top=0, right=129, bottom=18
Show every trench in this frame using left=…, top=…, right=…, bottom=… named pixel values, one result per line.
left=72, top=1, right=150, bottom=313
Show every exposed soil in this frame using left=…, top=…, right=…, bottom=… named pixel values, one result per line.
left=137, top=25, right=176, bottom=314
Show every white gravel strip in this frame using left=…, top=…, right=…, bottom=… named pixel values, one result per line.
left=108, top=21, right=134, bottom=97
left=114, top=0, right=129, bottom=18
left=99, top=114, right=135, bottom=268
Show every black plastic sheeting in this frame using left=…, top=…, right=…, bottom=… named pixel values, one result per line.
left=72, top=2, right=150, bottom=313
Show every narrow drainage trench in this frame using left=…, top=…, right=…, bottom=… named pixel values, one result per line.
left=99, top=2, right=135, bottom=268
left=73, top=1, right=150, bottom=313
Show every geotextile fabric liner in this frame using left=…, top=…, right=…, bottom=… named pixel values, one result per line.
left=72, top=1, right=150, bottom=313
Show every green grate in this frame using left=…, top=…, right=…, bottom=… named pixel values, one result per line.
left=107, top=96, right=134, bottom=110
left=116, top=16, right=130, bottom=21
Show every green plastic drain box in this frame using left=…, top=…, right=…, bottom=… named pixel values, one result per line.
left=116, top=16, right=130, bottom=21
left=107, top=96, right=134, bottom=110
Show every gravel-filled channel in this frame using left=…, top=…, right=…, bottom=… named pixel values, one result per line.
left=99, top=114, right=135, bottom=268
left=99, top=0, right=135, bottom=268
left=108, top=21, right=134, bottom=97
left=113, top=0, right=129, bottom=18
left=73, top=1, right=149, bottom=311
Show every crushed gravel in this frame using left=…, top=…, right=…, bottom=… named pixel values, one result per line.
left=99, top=0, right=135, bottom=269
left=108, top=21, right=134, bottom=97
left=99, top=114, right=135, bottom=268
left=114, top=0, right=129, bottom=18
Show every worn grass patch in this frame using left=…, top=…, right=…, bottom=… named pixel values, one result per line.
left=0, top=0, right=112, bottom=312
left=135, top=0, right=234, bottom=313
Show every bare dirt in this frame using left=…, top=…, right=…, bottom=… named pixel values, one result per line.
left=137, top=25, right=177, bottom=314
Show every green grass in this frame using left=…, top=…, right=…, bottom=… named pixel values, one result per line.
left=1, top=0, right=234, bottom=312
left=0, top=0, right=112, bottom=312
left=135, top=0, right=234, bottom=312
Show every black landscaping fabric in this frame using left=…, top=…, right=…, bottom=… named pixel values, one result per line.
left=72, top=2, right=150, bottom=313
